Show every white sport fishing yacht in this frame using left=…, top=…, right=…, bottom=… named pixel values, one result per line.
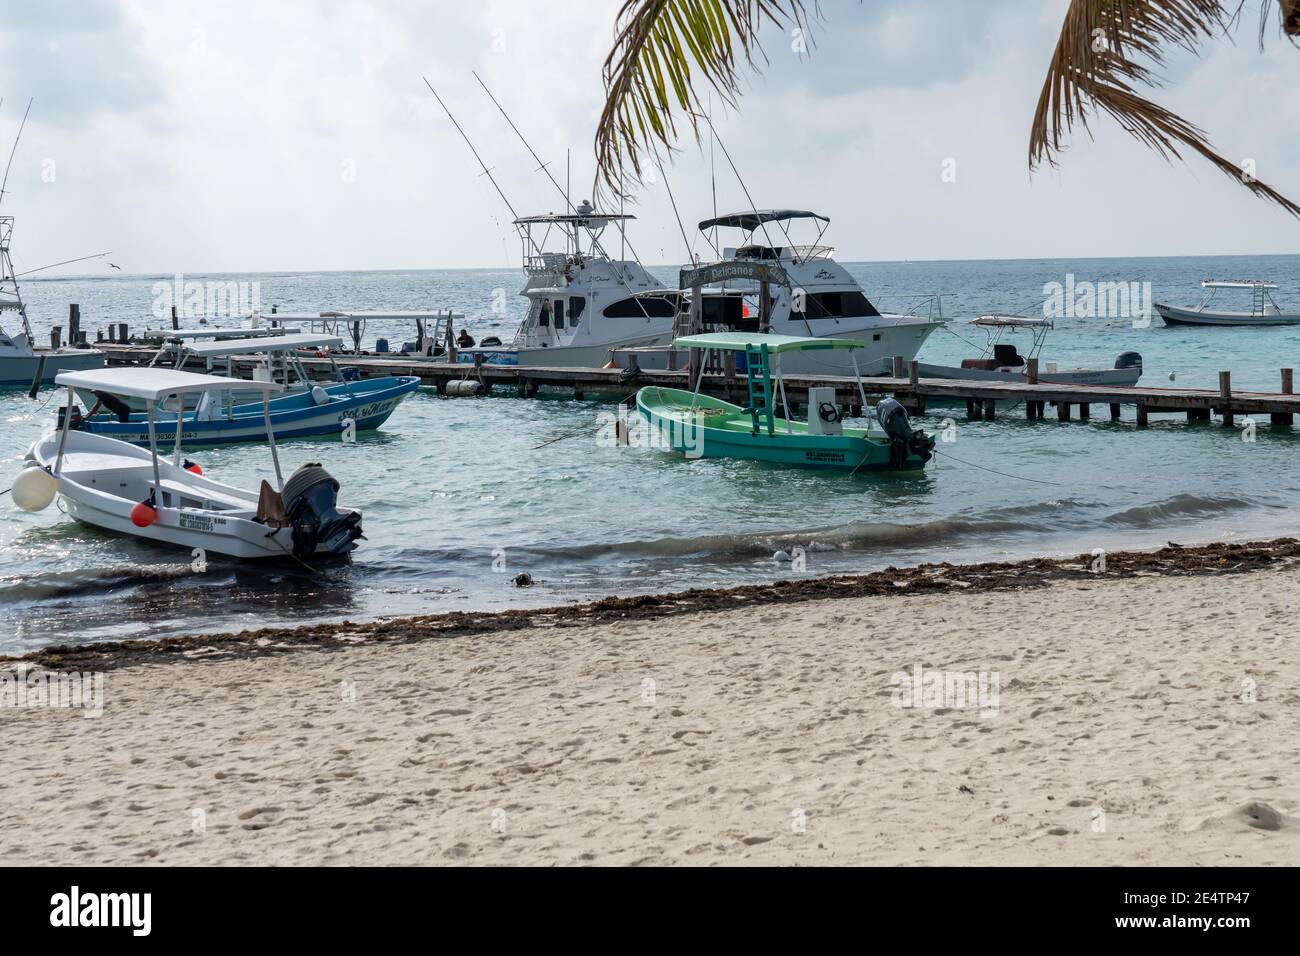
left=456, top=201, right=673, bottom=366
left=612, top=209, right=946, bottom=376
left=0, top=216, right=105, bottom=386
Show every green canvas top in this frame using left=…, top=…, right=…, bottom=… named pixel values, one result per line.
left=672, top=332, right=866, bottom=353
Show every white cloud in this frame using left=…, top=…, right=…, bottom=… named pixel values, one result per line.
left=0, top=0, right=1294, bottom=276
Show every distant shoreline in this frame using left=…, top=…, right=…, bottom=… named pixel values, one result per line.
left=11, top=534, right=1299, bottom=673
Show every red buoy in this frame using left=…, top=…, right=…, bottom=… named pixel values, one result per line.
left=130, top=502, right=158, bottom=527
left=183, top=459, right=203, bottom=475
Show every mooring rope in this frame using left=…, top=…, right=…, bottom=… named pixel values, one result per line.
left=932, top=449, right=1061, bottom=485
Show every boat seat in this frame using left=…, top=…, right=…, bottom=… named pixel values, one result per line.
left=960, top=359, right=1000, bottom=371
left=156, top=478, right=249, bottom=512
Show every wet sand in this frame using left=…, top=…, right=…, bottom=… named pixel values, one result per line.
left=2, top=539, right=1297, bottom=865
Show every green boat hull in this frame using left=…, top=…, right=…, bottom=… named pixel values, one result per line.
left=635, top=387, right=928, bottom=472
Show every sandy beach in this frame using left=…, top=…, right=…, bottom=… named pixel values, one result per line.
left=2, top=540, right=1298, bottom=866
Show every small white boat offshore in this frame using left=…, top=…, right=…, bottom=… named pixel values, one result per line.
left=454, top=201, right=673, bottom=367
left=1155, top=280, right=1300, bottom=327
left=14, top=368, right=364, bottom=560
left=0, top=216, right=104, bottom=386
left=871, top=315, right=1143, bottom=387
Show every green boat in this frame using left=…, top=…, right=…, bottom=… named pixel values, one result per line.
left=635, top=332, right=934, bottom=472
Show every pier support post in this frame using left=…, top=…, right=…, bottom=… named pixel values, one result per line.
left=1078, top=403, right=1090, bottom=420
left=983, top=398, right=996, bottom=420
left=908, top=360, right=919, bottom=386
left=1136, top=405, right=1149, bottom=428
left=892, top=356, right=905, bottom=380
left=1026, top=401, right=1036, bottom=421
left=1026, top=357, right=1039, bottom=385
left=1109, top=403, right=1121, bottom=422
left=171, top=306, right=179, bottom=330
left=1275, top=369, right=1295, bottom=426
left=1057, top=402, right=1070, bottom=422
left=966, top=398, right=981, bottom=421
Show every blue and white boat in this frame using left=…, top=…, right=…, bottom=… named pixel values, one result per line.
left=73, top=333, right=420, bottom=446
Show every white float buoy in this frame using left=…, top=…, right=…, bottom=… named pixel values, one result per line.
left=773, top=549, right=792, bottom=562
left=11, top=466, right=57, bottom=512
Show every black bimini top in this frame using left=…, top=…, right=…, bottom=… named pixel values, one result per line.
left=697, top=209, right=829, bottom=232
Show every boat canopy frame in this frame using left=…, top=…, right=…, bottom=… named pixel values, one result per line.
left=51, top=368, right=288, bottom=508
left=970, top=314, right=1055, bottom=364
left=1195, top=280, right=1283, bottom=316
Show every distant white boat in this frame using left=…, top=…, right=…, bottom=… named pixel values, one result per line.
left=869, top=315, right=1143, bottom=389
left=1155, top=280, right=1300, bottom=327
left=0, top=216, right=105, bottom=385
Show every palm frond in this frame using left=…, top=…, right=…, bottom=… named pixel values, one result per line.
left=594, top=0, right=813, bottom=203
left=1030, top=0, right=1300, bottom=217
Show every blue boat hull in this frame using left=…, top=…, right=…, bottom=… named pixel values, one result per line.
left=77, top=376, right=421, bottom=446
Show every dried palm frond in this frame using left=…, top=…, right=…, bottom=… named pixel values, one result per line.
left=594, top=0, right=813, bottom=203
left=1030, top=0, right=1300, bottom=216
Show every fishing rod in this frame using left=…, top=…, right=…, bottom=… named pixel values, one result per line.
left=421, top=76, right=542, bottom=259
left=471, top=70, right=666, bottom=319
left=0, top=98, right=33, bottom=211
left=16, top=251, right=113, bottom=277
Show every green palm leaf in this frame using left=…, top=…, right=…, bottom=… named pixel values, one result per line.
left=594, top=0, right=813, bottom=202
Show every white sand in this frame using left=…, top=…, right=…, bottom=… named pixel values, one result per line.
left=2, top=567, right=1298, bottom=865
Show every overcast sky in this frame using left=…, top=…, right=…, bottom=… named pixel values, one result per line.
left=0, top=0, right=1296, bottom=275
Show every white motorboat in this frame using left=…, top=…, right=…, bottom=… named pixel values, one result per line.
left=1155, top=280, right=1300, bottom=326
left=454, top=201, right=673, bottom=367
left=610, top=210, right=946, bottom=376
left=14, top=367, right=364, bottom=560
left=0, top=216, right=105, bottom=386
left=870, top=315, right=1143, bottom=387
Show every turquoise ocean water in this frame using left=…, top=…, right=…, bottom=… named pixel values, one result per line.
left=2, top=254, right=1297, bottom=653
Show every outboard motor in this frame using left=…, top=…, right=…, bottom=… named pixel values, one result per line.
left=280, top=463, right=363, bottom=558
left=1115, top=351, right=1143, bottom=374
left=875, top=398, right=935, bottom=469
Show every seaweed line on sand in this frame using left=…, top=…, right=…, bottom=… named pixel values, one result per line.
left=7, top=536, right=1299, bottom=673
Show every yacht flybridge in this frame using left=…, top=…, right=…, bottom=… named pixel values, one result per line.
left=456, top=201, right=672, bottom=367
left=612, top=210, right=946, bottom=376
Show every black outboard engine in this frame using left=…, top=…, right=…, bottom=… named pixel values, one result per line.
left=876, top=398, right=935, bottom=469
left=1115, top=351, right=1143, bottom=373
left=280, top=463, right=363, bottom=558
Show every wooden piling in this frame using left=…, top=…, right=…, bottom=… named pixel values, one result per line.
left=1136, top=405, right=1149, bottom=428
left=1026, top=357, right=1039, bottom=385
left=983, top=398, right=996, bottom=420
left=908, top=360, right=919, bottom=386
left=1057, top=402, right=1070, bottom=421
left=1078, top=403, right=1090, bottom=420
left=892, top=355, right=905, bottom=379
left=1110, top=403, right=1121, bottom=421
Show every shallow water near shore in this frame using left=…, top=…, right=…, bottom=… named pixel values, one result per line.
left=3, top=253, right=1299, bottom=653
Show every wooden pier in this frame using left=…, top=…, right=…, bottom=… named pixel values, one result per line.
left=95, top=344, right=1300, bottom=429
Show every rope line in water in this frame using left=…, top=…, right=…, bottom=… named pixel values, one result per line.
left=932, top=449, right=1061, bottom=486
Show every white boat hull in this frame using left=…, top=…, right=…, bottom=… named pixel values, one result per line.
left=25, top=429, right=360, bottom=560
left=458, top=331, right=672, bottom=368
left=0, top=347, right=106, bottom=385
left=1155, top=302, right=1300, bottom=327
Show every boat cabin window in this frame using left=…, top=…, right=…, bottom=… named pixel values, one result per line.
left=734, top=244, right=782, bottom=260
left=569, top=296, right=585, bottom=326
left=538, top=300, right=551, bottom=327
left=554, top=298, right=566, bottom=330
left=790, top=290, right=880, bottom=320
left=602, top=295, right=676, bottom=319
